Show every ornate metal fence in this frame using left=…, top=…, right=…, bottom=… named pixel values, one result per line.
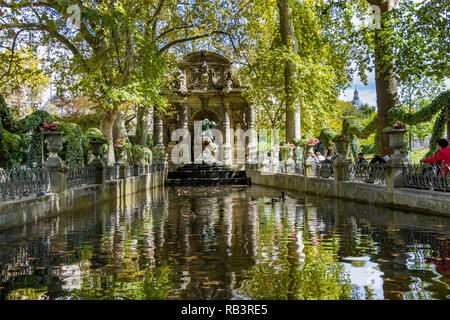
left=403, top=163, right=450, bottom=192
left=66, top=166, right=97, bottom=189
left=295, top=162, right=305, bottom=176
left=348, top=163, right=386, bottom=185
left=126, top=165, right=135, bottom=178
left=0, top=167, right=50, bottom=201
left=312, top=162, right=334, bottom=179
left=105, top=165, right=119, bottom=181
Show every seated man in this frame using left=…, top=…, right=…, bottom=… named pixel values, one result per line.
left=357, top=152, right=367, bottom=164
left=315, top=151, right=326, bottom=162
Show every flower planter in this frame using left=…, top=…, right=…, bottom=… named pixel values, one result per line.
left=115, top=145, right=125, bottom=165
left=335, top=140, right=347, bottom=155
left=44, top=131, right=63, bottom=157
left=385, top=129, right=407, bottom=160
left=89, top=140, right=105, bottom=158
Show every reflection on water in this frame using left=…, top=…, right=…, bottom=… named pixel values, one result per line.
left=0, top=186, right=449, bottom=300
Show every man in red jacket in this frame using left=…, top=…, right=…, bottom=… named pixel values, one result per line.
left=422, top=138, right=450, bottom=174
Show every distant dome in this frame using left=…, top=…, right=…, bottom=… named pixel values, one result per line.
left=351, top=87, right=363, bottom=108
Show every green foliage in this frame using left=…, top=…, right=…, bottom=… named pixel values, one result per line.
left=426, top=110, right=447, bottom=158
left=0, top=47, right=50, bottom=100
left=318, top=128, right=338, bottom=150
left=59, top=123, right=88, bottom=167
left=342, top=116, right=378, bottom=140
left=143, top=147, right=152, bottom=166
left=86, top=128, right=108, bottom=145
left=152, top=151, right=168, bottom=162
left=130, top=145, right=145, bottom=165
left=388, top=90, right=449, bottom=157
left=15, top=110, right=54, bottom=167
left=16, top=110, right=53, bottom=134
left=57, top=113, right=102, bottom=130
left=0, top=93, right=16, bottom=132
left=388, top=90, right=450, bottom=126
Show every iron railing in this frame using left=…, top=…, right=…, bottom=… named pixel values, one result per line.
left=105, top=165, right=120, bottom=181
left=295, top=162, right=305, bottom=176
left=66, top=166, right=97, bottom=189
left=403, top=163, right=450, bottom=192
left=348, top=163, right=386, bottom=185
left=312, top=162, right=334, bottom=179
left=0, top=167, right=50, bottom=201
left=126, top=165, right=135, bottom=178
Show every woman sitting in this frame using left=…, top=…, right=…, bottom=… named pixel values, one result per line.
left=422, top=138, right=450, bottom=175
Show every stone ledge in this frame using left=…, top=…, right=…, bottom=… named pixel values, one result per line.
left=247, top=169, right=449, bottom=216
left=0, top=172, right=166, bottom=232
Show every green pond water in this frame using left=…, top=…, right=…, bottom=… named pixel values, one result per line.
left=0, top=185, right=449, bottom=300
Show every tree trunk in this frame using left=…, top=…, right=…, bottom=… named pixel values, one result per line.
left=447, top=106, right=449, bottom=140
left=135, top=105, right=150, bottom=146
left=369, top=0, right=399, bottom=156
left=102, top=107, right=119, bottom=165
left=113, top=110, right=128, bottom=144
left=278, top=0, right=301, bottom=143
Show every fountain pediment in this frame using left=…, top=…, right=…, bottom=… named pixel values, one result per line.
left=171, top=51, right=236, bottom=93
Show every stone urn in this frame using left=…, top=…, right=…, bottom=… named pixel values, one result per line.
left=335, top=140, right=347, bottom=155
left=385, top=129, right=407, bottom=161
left=89, top=140, right=105, bottom=159
left=307, top=144, right=316, bottom=155
left=115, top=145, right=126, bottom=165
left=44, top=131, right=63, bottom=159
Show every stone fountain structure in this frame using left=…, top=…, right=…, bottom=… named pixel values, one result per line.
left=155, top=51, right=255, bottom=186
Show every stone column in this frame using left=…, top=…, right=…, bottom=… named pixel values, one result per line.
left=385, top=130, right=409, bottom=193
left=91, top=158, right=106, bottom=185
left=222, top=102, right=232, bottom=166
left=386, top=157, right=408, bottom=193
left=271, top=130, right=280, bottom=173
left=154, top=116, right=165, bottom=152
left=180, top=103, right=189, bottom=130
left=46, top=160, right=67, bottom=193
left=247, top=104, right=257, bottom=164
left=304, top=159, right=314, bottom=178
left=333, top=156, right=349, bottom=182
left=44, top=133, right=67, bottom=193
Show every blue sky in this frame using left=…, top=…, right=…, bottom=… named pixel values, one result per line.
left=339, top=73, right=450, bottom=107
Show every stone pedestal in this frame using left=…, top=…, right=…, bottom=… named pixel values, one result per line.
left=46, top=162, right=67, bottom=193
left=305, top=160, right=314, bottom=178
left=247, top=105, right=258, bottom=165
left=90, top=158, right=106, bottom=185
left=222, top=102, right=232, bottom=166
left=119, top=164, right=127, bottom=179
left=154, top=116, right=165, bottom=152
left=44, top=132, right=67, bottom=193
left=271, top=152, right=279, bottom=173
left=385, top=129, right=409, bottom=192
left=333, top=155, right=349, bottom=182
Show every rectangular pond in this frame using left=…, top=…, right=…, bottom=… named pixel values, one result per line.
left=0, top=185, right=448, bottom=300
